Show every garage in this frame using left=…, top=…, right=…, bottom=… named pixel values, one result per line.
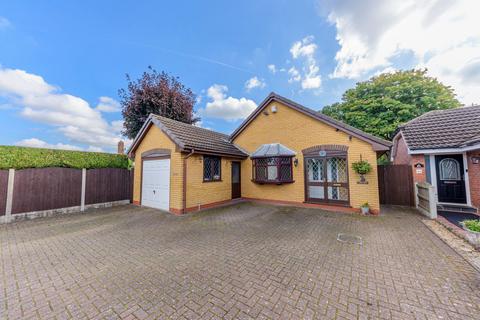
left=141, top=159, right=170, bottom=211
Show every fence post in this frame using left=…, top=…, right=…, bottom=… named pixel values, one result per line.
left=414, top=182, right=419, bottom=208
left=5, top=169, right=15, bottom=222
left=428, top=185, right=437, bottom=219
left=130, top=168, right=134, bottom=203
left=81, top=168, right=86, bottom=211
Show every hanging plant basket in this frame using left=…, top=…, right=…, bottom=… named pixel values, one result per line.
left=352, top=160, right=372, bottom=184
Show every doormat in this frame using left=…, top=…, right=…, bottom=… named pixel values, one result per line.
left=438, top=211, right=480, bottom=228
left=337, top=233, right=363, bottom=245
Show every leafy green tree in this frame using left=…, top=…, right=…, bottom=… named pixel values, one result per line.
left=322, top=69, right=460, bottom=140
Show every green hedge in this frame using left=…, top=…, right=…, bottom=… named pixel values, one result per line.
left=0, top=146, right=129, bottom=170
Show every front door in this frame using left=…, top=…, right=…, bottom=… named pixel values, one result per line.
left=435, top=154, right=466, bottom=203
left=231, top=161, right=241, bottom=199
left=305, top=156, right=349, bottom=205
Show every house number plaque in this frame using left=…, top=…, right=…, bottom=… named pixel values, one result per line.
left=414, top=162, right=424, bottom=174
left=319, top=151, right=327, bottom=157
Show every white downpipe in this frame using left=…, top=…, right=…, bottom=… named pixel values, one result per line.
left=463, top=152, right=472, bottom=206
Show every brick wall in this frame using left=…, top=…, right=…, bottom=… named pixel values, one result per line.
left=392, top=135, right=411, bottom=165
left=411, top=154, right=427, bottom=184
left=185, top=155, right=235, bottom=209
left=467, top=151, right=480, bottom=208
left=232, top=100, right=382, bottom=212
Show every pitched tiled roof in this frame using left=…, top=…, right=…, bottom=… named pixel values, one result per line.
left=230, top=92, right=392, bottom=151
left=400, top=105, right=480, bottom=150
left=151, top=115, right=247, bottom=157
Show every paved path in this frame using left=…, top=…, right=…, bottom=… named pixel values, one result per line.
left=1, top=203, right=479, bottom=319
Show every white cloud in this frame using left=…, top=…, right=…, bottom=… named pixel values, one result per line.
left=290, top=36, right=317, bottom=59
left=267, top=64, right=277, bottom=74
left=16, top=138, right=82, bottom=151
left=193, top=120, right=212, bottom=130
left=289, top=36, right=322, bottom=89
left=302, top=63, right=321, bottom=89
left=0, top=68, right=56, bottom=96
left=288, top=67, right=301, bottom=83
left=420, top=45, right=480, bottom=104
left=0, top=17, right=11, bottom=30
left=324, top=0, right=480, bottom=103
left=198, top=84, right=257, bottom=121
left=111, top=120, right=124, bottom=133
left=96, top=96, right=121, bottom=112
left=373, top=66, right=397, bottom=77
left=245, top=76, right=266, bottom=91
left=0, top=67, right=124, bottom=150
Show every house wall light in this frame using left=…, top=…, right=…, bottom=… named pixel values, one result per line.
left=294, top=158, right=299, bottom=167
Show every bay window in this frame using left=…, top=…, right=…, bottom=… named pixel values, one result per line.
left=252, top=157, right=293, bottom=184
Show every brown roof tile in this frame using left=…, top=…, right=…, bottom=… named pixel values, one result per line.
left=400, top=105, right=480, bottom=150
left=151, top=115, right=247, bottom=157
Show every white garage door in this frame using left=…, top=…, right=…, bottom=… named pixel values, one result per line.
left=141, top=159, right=170, bottom=211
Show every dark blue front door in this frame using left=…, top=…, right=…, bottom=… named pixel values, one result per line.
left=435, top=154, right=466, bottom=203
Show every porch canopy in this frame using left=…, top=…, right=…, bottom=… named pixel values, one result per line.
left=250, top=143, right=296, bottom=159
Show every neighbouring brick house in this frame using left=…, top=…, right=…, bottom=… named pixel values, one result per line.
left=128, top=93, right=391, bottom=215
left=391, top=105, right=480, bottom=212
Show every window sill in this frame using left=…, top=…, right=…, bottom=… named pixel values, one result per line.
left=303, top=200, right=351, bottom=208
left=252, top=180, right=295, bottom=185
left=203, top=179, right=223, bottom=183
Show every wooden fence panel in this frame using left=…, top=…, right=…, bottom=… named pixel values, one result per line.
left=85, top=168, right=131, bottom=205
left=11, top=168, right=82, bottom=214
left=0, top=170, right=8, bottom=215
left=378, top=165, right=414, bottom=206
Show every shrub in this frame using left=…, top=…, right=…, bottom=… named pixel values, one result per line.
left=0, top=146, right=129, bottom=170
left=352, top=160, right=372, bottom=175
left=463, top=219, right=480, bottom=232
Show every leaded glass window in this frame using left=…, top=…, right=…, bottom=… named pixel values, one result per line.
left=203, top=156, right=221, bottom=181
left=307, top=159, right=323, bottom=182
left=327, top=158, right=347, bottom=183
left=252, top=157, right=293, bottom=183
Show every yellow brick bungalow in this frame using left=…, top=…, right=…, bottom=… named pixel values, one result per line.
left=128, top=93, right=391, bottom=214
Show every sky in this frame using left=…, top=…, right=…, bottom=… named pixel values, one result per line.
left=0, top=0, right=479, bottom=153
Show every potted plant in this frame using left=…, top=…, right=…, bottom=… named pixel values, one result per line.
left=352, top=159, right=372, bottom=184
left=460, top=219, right=480, bottom=249
left=360, top=202, right=370, bottom=215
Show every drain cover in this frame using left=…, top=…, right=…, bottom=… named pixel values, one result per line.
left=337, top=233, right=363, bottom=245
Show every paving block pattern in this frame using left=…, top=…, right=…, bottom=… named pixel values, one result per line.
left=1, top=204, right=480, bottom=319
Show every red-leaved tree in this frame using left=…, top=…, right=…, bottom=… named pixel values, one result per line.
left=120, top=66, right=199, bottom=139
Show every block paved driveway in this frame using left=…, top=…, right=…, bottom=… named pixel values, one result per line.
left=1, top=203, right=480, bottom=320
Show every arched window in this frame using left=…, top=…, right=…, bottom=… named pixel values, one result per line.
left=439, top=158, right=461, bottom=180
